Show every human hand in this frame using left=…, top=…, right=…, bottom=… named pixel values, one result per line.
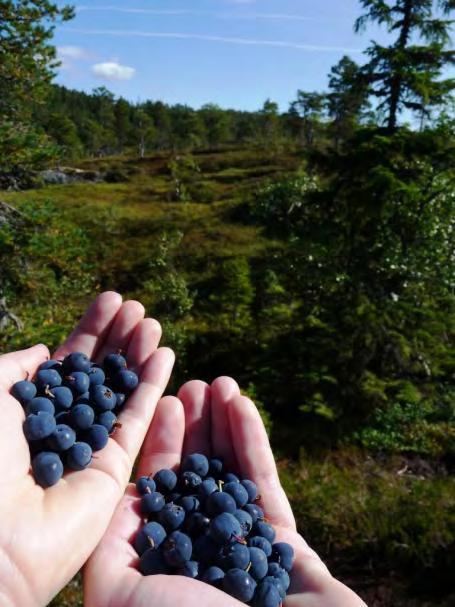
left=85, top=377, right=366, bottom=607
left=0, top=292, right=174, bottom=607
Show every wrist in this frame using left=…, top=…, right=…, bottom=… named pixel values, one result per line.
left=0, top=549, right=39, bottom=607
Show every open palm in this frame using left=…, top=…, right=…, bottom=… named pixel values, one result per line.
left=85, top=377, right=366, bottom=607
left=0, top=292, right=174, bottom=607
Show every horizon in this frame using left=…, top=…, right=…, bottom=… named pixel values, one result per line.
left=54, top=0, right=392, bottom=112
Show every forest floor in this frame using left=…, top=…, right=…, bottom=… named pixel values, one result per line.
left=3, top=147, right=454, bottom=607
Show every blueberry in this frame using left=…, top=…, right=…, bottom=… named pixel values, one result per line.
left=209, top=457, right=223, bottom=478
left=181, top=453, right=209, bottom=477
left=216, top=542, right=250, bottom=571
left=62, top=352, right=91, bottom=374
left=69, top=404, right=95, bottom=430
left=178, top=495, right=200, bottom=513
left=136, top=476, right=157, bottom=495
left=270, top=542, right=294, bottom=572
left=193, top=535, right=219, bottom=565
left=97, top=410, right=117, bottom=433
left=141, top=492, right=166, bottom=516
left=32, top=452, right=64, bottom=488
left=198, top=478, right=218, bottom=501
left=224, top=472, right=240, bottom=483
left=162, top=531, right=192, bottom=567
left=11, top=380, right=37, bottom=404
left=253, top=521, right=276, bottom=544
left=243, top=503, right=264, bottom=523
left=184, top=512, right=210, bottom=537
left=180, top=471, right=202, bottom=493
left=241, top=479, right=258, bottom=502
left=64, top=372, right=89, bottom=395
left=248, top=536, right=272, bottom=557
left=201, top=566, right=225, bottom=587
left=154, top=468, right=178, bottom=493
left=47, top=386, right=73, bottom=410
left=224, top=481, right=249, bottom=508
left=252, top=577, right=283, bottom=607
left=36, top=369, right=62, bottom=391
left=267, top=563, right=290, bottom=593
left=177, top=560, right=199, bottom=578
left=47, top=424, right=76, bottom=452
left=209, top=513, right=243, bottom=544
left=38, top=360, right=62, bottom=372
left=23, top=411, right=56, bottom=441
left=248, top=547, right=268, bottom=581
left=66, top=442, right=92, bottom=470
left=158, top=503, right=186, bottom=532
left=234, top=509, right=254, bottom=536
left=90, top=385, right=117, bottom=411
left=223, top=569, right=257, bottom=602
left=103, top=353, right=127, bottom=374
left=83, top=424, right=109, bottom=451
left=206, top=491, right=237, bottom=516
left=113, top=369, right=139, bottom=393
left=114, top=392, right=126, bottom=408
left=88, top=365, right=105, bottom=386
left=139, top=548, right=169, bottom=575
left=134, top=521, right=167, bottom=555
left=26, top=397, right=55, bottom=416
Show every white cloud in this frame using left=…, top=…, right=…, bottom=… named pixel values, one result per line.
left=91, top=61, right=136, bottom=81
left=57, top=45, right=88, bottom=59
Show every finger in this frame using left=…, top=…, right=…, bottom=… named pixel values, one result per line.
left=114, top=347, right=175, bottom=462
left=210, top=376, right=240, bottom=469
left=136, top=396, right=185, bottom=478
left=126, top=317, right=162, bottom=373
left=228, top=395, right=296, bottom=529
left=178, top=380, right=211, bottom=456
left=0, top=344, right=50, bottom=389
left=54, top=291, right=123, bottom=360
left=95, top=300, right=145, bottom=364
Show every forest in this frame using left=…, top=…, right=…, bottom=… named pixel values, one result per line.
left=0, top=1, right=454, bottom=606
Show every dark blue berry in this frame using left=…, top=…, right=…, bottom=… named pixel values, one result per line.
left=216, top=542, right=250, bottom=571
left=202, top=566, right=225, bottom=587
left=47, top=424, right=76, bottom=452
left=66, top=442, right=92, bottom=470
left=90, top=385, right=117, bottom=411
left=11, top=380, right=37, bottom=404
left=252, top=577, right=283, bottom=607
left=207, top=491, right=237, bottom=516
left=154, top=468, right=178, bottom=493
left=248, top=547, right=268, bottom=581
left=47, top=386, right=73, bottom=410
left=103, top=353, right=127, bottom=374
left=162, top=531, right=192, bottom=567
left=134, top=521, right=167, bottom=555
left=241, top=479, right=258, bottom=502
left=209, top=513, right=243, bottom=544
left=224, top=481, right=249, bottom=508
left=113, top=369, right=139, bottom=393
left=270, top=542, right=294, bottom=572
left=139, top=548, right=169, bottom=575
left=182, top=453, right=209, bottom=477
left=248, top=536, right=272, bottom=557
left=64, top=372, right=90, bottom=395
left=97, top=410, right=117, bottom=433
left=88, top=365, right=105, bottom=386
left=136, top=476, right=157, bottom=495
left=69, top=404, right=95, bottom=430
left=62, top=352, right=91, bottom=374
left=26, top=397, right=55, bottom=416
left=158, top=503, right=185, bottom=531
left=36, top=369, right=62, bottom=391
left=177, top=560, right=199, bottom=578
left=223, top=569, right=257, bottom=602
left=32, top=452, right=63, bottom=487
left=209, top=457, right=223, bottom=478
left=83, top=424, right=109, bottom=451
left=253, top=521, right=276, bottom=544
left=23, top=411, right=56, bottom=441
left=141, top=492, right=166, bottom=516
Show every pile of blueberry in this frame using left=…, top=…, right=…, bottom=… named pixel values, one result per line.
left=11, top=352, right=139, bottom=488
left=135, top=453, right=294, bottom=607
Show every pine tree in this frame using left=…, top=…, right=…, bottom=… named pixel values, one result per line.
left=355, top=0, right=455, bottom=131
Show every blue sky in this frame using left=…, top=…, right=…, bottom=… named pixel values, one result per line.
left=54, top=0, right=391, bottom=111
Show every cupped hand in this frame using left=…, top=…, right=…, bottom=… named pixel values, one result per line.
left=85, top=377, right=366, bottom=607
left=0, top=292, right=174, bottom=607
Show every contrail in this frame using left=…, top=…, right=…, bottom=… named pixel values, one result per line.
left=74, top=5, right=328, bottom=22
left=63, top=27, right=362, bottom=54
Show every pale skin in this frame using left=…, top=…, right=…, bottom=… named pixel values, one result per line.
left=0, top=292, right=175, bottom=607
left=0, top=291, right=366, bottom=607
left=85, top=378, right=367, bottom=607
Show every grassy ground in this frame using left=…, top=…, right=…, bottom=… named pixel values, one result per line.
left=2, top=147, right=453, bottom=606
